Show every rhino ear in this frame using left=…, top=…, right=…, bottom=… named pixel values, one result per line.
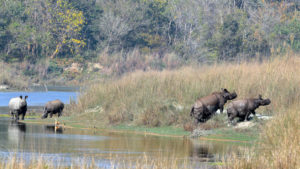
left=222, top=88, right=228, bottom=92
left=19, top=95, right=22, bottom=99
left=258, top=94, right=262, bottom=99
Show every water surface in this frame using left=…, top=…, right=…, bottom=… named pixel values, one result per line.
left=0, top=86, right=78, bottom=114
left=0, top=118, right=247, bottom=168
left=0, top=87, right=248, bottom=168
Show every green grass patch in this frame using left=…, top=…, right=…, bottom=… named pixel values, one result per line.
left=0, top=114, right=40, bottom=119
left=23, top=116, right=259, bottom=144
left=205, top=127, right=259, bottom=142
left=112, top=124, right=190, bottom=136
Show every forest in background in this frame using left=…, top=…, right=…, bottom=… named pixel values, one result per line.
left=0, top=0, right=299, bottom=79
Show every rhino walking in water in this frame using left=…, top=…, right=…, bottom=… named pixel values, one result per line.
left=41, top=99, right=64, bottom=119
left=8, top=96, right=28, bottom=120
left=190, top=88, right=237, bottom=123
left=227, top=95, right=271, bottom=124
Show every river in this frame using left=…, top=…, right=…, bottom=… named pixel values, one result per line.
left=0, top=86, right=247, bottom=168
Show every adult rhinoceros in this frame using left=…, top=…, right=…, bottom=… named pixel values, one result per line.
left=8, top=95, right=28, bottom=120
left=190, top=88, right=237, bottom=123
left=41, top=99, right=64, bottom=119
left=227, top=95, right=271, bottom=124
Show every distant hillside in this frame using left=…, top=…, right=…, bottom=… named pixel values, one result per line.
left=0, top=0, right=299, bottom=77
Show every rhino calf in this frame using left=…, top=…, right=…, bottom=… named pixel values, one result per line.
left=41, top=100, right=64, bottom=119
left=190, top=88, right=237, bottom=123
left=227, top=95, right=271, bottom=123
left=8, top=96, right=28, bottom=120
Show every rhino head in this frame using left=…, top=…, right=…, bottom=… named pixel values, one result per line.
left=256, top=95, right=271, bottom=106
left=221, top=88, right=237, bottom=101
left=20, top=95, right=28, bottom=108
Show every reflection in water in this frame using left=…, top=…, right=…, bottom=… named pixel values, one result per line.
left=189, top=138, right=249, bottom=163
left=0, top=118, right=249, bottom=167
left=44, top=125, right=64, bottom=134
left=190, top=139, right=220, bottom=162
left=7, top=121, right=26, bottom=148
left=11, top=121, right=26, bottom=132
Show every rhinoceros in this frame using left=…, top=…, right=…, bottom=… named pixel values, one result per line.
left=8, top=95, right=28, bottom=120
left=41, top=99, right=64, bottom=119
left=227, top=95, right=271, bottom=124
left=190, top=88, right=237, bottom=123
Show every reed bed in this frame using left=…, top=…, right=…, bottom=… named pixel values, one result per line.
left=0, top=62, right=29, bottom=90
left=222, top=105, right=300, bottom=169
left=69, top=56, right=300, bottom=127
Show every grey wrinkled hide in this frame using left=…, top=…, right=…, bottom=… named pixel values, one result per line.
left=8, top=96, right=28, bottom=120
left=227, top=95, right=271, bottom=123
left=41, top=100, right=64, bottom=119
left=190, top=88, right=237, bottom=123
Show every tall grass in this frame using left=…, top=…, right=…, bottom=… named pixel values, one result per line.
left=223, top=105, right=300, bottom=169
left=0, top=154, right=194, bottom=169
left=0, top=62, right=29, bottom=89
left=69, top=56, right=300, bottom=127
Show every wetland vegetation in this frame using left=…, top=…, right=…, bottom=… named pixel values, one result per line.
left=17, top=55, right=299, bottom=168
left=0, top=0, right=299, bottom=168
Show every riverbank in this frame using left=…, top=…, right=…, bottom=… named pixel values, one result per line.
left=21, top=57, right=300, bottom=141
left=222, top=105, right=300, bottom=169
left=22, top=115, right=261, bottom=144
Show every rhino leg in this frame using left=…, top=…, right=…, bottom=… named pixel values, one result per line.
left=244, top=112, right=250, bottom=121
left=50, top=112, right=53, bottom=118
left=20, top=109, right=26, bottom=120
left=58, top=110, right=62, bottom=117
left=21, top=113, right=25, bottom=120
left=246, top=110, right=256, bottom=121
left=199, top=112, right=208, bottom=122
left=15, top=111, right=19, bottom=121
left=227, top=109, right=237, bottom=124
left=237, top=113, right=247, bottom=122
left=192, top=106, right=204, bottom=123
left=10, top=110, right=14, bottom=119
left=219, top=105, right=224, bottom=114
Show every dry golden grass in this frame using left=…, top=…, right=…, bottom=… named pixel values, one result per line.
left=222, top=105, right=300, bottom=169
left=69, top=55, right=300, bottom=127
left=0, top=62, right=29, bottom=89
left=0, top=154, right=194, bottom=169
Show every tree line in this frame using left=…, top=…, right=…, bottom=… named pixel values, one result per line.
left=0, top=0, right=299, bottom=74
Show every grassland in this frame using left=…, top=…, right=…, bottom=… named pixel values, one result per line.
left=4, top=55, right=300, bottom=168
left=21, top=55, right=297, bottom=142
left=0, top=62, right=30, bottom=90
left=68, top=55, right=300, bottom=128
left=64, top=55, right=299, bottom=168
left=223, top=105, right=300, bottom=169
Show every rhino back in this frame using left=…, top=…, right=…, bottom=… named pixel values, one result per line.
left=8, top=98, right=22, bottom=110
left=198, top=94, right=219, bottom=106
left=231, top=99, right=248, bottom=112
left=246, top=99, right=259, bottom=111
left=45, top=100, right=64, bottom=111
